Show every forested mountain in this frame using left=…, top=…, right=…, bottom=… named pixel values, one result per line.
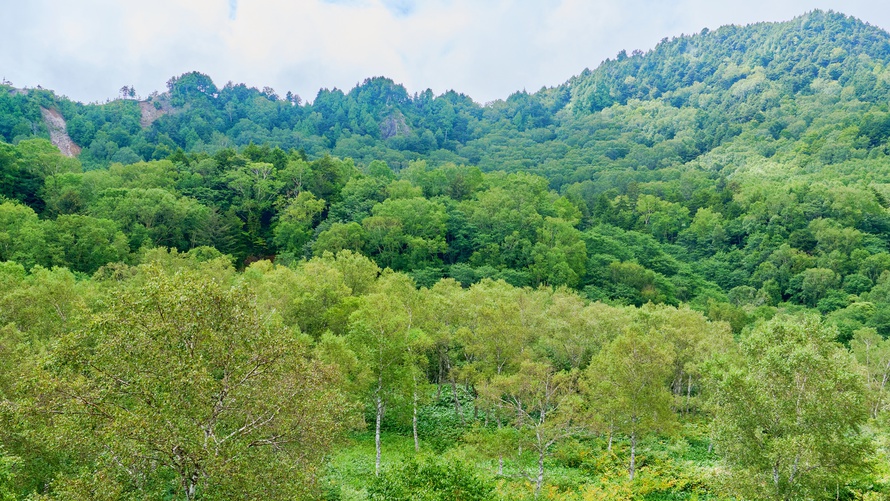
left=2, top=9, right=890, bottom=500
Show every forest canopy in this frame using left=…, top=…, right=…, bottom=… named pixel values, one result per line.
left=1, top=9, right=890, bottom=500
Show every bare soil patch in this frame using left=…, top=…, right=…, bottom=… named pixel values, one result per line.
left=40, top=107, right=81, bottom=157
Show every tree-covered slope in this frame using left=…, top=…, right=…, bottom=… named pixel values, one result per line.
left=567, top=9, right=890, bottom=112
left=3, top=10, right=890, bottom=338
left=4, top=9, right=890, bottom=500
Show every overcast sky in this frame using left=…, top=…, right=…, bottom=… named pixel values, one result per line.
left=2, top=0, right=889, bottom=105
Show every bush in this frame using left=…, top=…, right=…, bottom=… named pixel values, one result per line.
left=368, top=455, right=495, bottom=501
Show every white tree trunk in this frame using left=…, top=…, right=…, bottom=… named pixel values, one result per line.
left=607, top=421, right=613, bottom=453
left=629, top=431, right=636, bottom=481
left=413, top=375, right=420, bottom=453
left=535, top=447, right=545, bottom=498
left=185, top=471, right=199, bottom=501
left=375, top=385, right=383, bottom=477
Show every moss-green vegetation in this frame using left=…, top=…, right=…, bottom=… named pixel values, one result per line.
left=2, top=8, right=890, bottom=500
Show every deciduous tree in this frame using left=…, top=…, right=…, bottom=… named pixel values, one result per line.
left=585, top=323, right=676, bottom=480
left=711, top=315, right=870, bottom=500
left=42, top=264, right=352, bottom=500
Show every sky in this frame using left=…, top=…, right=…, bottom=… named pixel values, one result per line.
left=2, top=0, right=889, bottom=105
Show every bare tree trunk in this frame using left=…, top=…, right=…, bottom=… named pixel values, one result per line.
left=629, top=431, right=636, bottom=481
left=671, top=376, right=682, bottom=412
left=413, top=375, right=420, bottom=453
left=444, top=357, right=464, bottom=425
left=185, top=471, right=199, bottom=501
left=686, top=374, right=693, bottom=413
left=876, top=368, right=890, bottom=419
left=497, top=411, right=504, bottom=475
left=535, top=447, right=545, bottom=498
left=517, top=407, right=523, bottom=458
left=607, top=421, right=613, bottom=453
left=376, top=385, right=383, bottom=477
left=436, top=350, right=444, bottom=401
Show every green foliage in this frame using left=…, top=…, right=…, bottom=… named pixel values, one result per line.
left=711, top=315, right=872, bottom=500
left=416, top=385, right=475, bottom=453
left=273, top=191, right=325, bottom=255
left=585, top=322, right=677, bottom=480
left=0, top=447, right=18, bottom=501
left=368, top=455, right=495, bottom=501
left=5, top=11, right=890, bottom=301
left=41, top=264, right=354, bottom=500
left=0, top=200, right=49, bottom=268
left=849, top=328, right=890, bottom=418
left=5, top=10, right=890, bottom=499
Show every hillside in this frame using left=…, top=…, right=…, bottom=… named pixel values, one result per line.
left=2, top=11, right=890, bottom=498
left=1, top=10, right=890, bottom=331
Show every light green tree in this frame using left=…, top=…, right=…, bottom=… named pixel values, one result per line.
left=41, top=264, right=352, bottom=500
left=45, top=214, right=129, bottom=274
left=348, top=272, right=426, bottom=475
left=421, top=278, right=471, bottom=425
left=584, top=324, right=676, bottom=480
left=480, top=360, right=581, bottom=498
left=364, top=197, right=448, bottom=270
left=849, top=327, right=890, bottom=419
left=314, top=221, right=367, bottom=256
left=711, top=315, right=871, bottom=500
left=529, top=217, right=587, bottom=287
left=637, top=304, right=734, bottom=412
left=536, top=291, right=631, bottom=371
left=0, top=264, right=91, bottom=341
left=272, top=191, right=325, bottom=255
left=0, top=201, right=49, bottom=268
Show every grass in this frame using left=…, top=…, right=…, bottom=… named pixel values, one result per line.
left=321, top=410, right=729, bottom=500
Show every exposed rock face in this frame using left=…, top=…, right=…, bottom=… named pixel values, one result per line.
left=40, top=107, right=81, bottom=157
left=379, top=110, right=411, bottom=139
left=139, top=97, right=173, bottom=128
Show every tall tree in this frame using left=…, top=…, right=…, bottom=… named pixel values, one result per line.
left=348, top=272, right=425, bottom=475
left=850, top=327, right=890, bottom=419
left=40, top=264, right=352, bottom=500
left=272, top=191, right=325, bottom=256
left=480, top=360, right=580, bottom=498
left=584, top=323, right=676, bottom=481
left=711, top=315, right=871, bottom=500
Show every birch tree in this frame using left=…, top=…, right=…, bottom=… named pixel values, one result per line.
left=637, top=303, right=734, bottom=412
left=584, top=324, right=676, bottom=481
left=480, top=360, right=580, bottom=498
left=422, top=278, right=469, bottom=424
left=711, top=315, right=870, bottom=500
left=41, top=264, right=353, bottom=500
left=849, top=327, right=890, bottom=418
left=348, top=272, right=426, bottom=475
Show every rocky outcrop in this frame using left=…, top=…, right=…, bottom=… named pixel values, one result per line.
left=139, top=97, right=173, bottom=128
left=40, top=107, right=81, bottom=157
left=379, top=110, right=411, bottom=139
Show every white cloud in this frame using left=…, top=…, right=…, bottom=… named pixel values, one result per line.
left=1, top=0, right=889, bottom=104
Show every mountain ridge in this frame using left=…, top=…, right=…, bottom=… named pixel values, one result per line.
left=0, top=9, right=885, bottom=172
left=563, top=9, right=890, bottom=113
left=3, top=8, right=890, bottom=332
